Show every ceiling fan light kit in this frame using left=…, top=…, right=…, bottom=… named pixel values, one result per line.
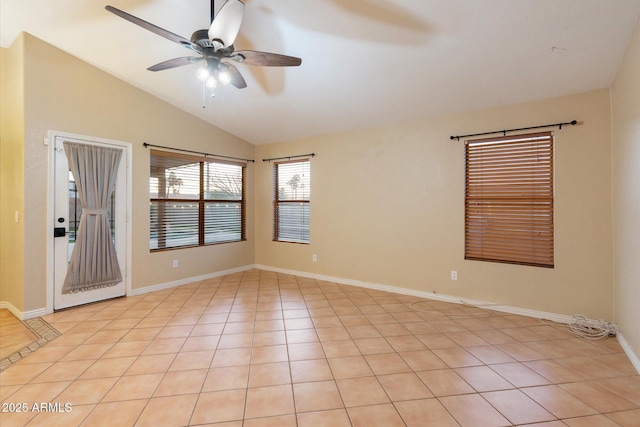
left=105, top=0, right=301, bottom=105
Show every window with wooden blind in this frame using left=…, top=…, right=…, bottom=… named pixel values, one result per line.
left=149, top=150, right=246, bottom=251
left=274, top=159, right=310, bottom=243
left=465, top=132, right=554, bottom=267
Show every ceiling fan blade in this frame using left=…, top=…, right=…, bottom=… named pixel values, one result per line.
left=208, top=0, right=245, bottom=48
left=235, top=50, right=302, bottom=67
left=224, top=63, right=247, bottom=89
left=147, top=56, right=202, bottom=72
left=105, top=5, right=195, bottom=50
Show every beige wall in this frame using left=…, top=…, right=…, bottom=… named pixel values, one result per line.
left=612, top=20, right=640, bottom=358
left=2, top=33, right=255, bottom=312
left=0, top=38, right=26, bottom=309
left=256, top=89, right=614, bottom=319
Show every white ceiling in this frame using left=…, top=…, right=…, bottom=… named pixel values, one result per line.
left=2, top=0, right=639, bottom=145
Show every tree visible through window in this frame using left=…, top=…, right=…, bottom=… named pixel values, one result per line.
left=465, top=132, right=554, bottom=267
left=150, top=150, right=246, bottom=250
left=274, top=159, right=310, bottom=243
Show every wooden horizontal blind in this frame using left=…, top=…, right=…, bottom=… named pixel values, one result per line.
left=150, top=150, right=245, bottom=250
left=274, top=159, right=310, bottom=243
left=465, top=132, right=554, bottom=267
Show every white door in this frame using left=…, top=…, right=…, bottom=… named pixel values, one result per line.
left=53, top=135, right=128, bottom=310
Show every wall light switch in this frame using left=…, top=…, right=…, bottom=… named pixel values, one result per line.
left=14, top=211, right=19, bottom=223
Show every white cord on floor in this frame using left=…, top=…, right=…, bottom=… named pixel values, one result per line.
left=569, top=314, right=618, bottom=340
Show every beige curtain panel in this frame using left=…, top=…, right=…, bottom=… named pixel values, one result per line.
left=62, top=142, right=123, bottom=294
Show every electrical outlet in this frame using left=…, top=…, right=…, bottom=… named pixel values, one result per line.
left=173, top=259, right=179, bottom=268
left=451, top=270, right=458, bottom=280
left=312, top=254, right=318, bottom=262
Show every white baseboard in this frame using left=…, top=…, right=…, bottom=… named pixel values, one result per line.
left=1, top=265, right=256, bottom=318
left=5, top=263, right=639, bottom=375
left=256, top=264, right=640, bottom=374
left=255, top=264, right=575, bottom=324
left=0, top=301, right=48, bottom=320
left=129, top=264, right=256, bottom=297
left=617, top=332, right=640, bottom=375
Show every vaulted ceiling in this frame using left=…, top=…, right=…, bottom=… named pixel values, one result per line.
left=2, top=0, right=639, bottom=144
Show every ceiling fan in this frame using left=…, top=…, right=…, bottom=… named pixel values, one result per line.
left=105, top=0, right=301, bottom=96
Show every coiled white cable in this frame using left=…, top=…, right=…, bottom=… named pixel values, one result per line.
left=569, top=315, right=618, bottom=340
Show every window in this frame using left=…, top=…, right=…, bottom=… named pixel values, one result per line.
left=274, top=159, right=310, bottom=243
left=150, top=150, right=245, bottom=250
left=465, top=132, right=554, bottom=267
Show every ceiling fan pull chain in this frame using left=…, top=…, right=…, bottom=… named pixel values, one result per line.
left=202, top=81, right=207, bottom=109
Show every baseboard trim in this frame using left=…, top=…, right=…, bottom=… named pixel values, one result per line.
left=129, top=264, right=256, bottom=297
left=256, top=264, right=640, bottom=374
left=0, top=301, right=48, bottom=320
left=617, top=332, right=640, bottom=375
left=255, top=264, right=575, bottom=324
left=5, top=264, right=639, bottom=375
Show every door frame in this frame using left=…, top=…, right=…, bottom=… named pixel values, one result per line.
left=46, top=130, right=133, bottom=314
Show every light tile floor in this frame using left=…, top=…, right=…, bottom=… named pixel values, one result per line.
left=0, top=269, right=638, bottom=426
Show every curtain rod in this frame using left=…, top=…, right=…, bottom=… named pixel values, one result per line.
left=143, top=143, right=255, bottom=163
left=450, top=120, right=578, bottom=141
left=262, top=153, right=315, bottom=162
